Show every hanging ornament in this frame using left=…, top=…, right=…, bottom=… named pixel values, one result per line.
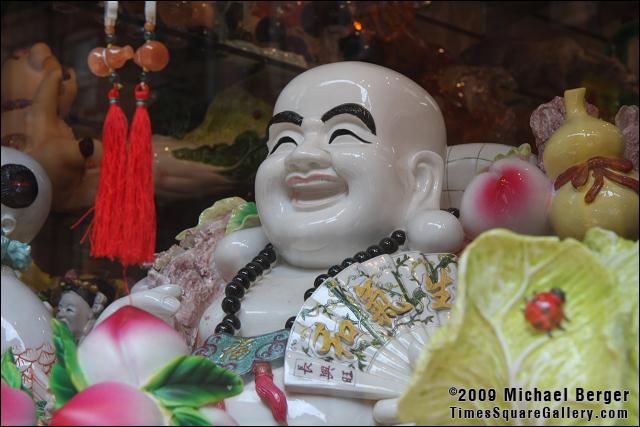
left=122, top=1, right=166, bottom=266
left=84, top=1, right=166, bottom=268
left=87, top=1, right=130, bottom=261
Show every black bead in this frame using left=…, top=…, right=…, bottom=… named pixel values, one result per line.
left=285, top=316, right=296, bottom=329
left=341, top=258, right=356, bottom=268
left=238, top=267, right=257, bottom=282
left=366, top=245, right=384, bottom=258
left=252, top=255, right=270, bottom=269
left=223, top=314, right=241, bottom=330
left=143, top=31, right=154, bottom=41
left=314, top=273, right=330, bottom=288
left=354, top=251, right=369, bottom=263
left=265, top=243, right=274, bottom=250
left=232, top=274, right=250, bottom=290
left=445, top=207, right=460, bottom=218
left=215, top=322, right=234, bottom=335
left=379, top=237, right=399, bottom=254
left=246, top=261, right=264, bottom=276
left=328, top=265, right=343, bottom=276
left=304, top=288, right=316, bottom=300
left=260, top=248, right=276, bottom=264
left=225, top=282, right=245, bottom=299
left=391, top=230, right=406, bottom=246
left=222, top=296, right=241, bottom=314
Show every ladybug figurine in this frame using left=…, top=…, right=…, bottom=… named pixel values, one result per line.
left=524, top=288, right=567, bottom=337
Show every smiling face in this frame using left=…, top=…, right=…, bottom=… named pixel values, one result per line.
left=256, top=62, right=446, bottom=268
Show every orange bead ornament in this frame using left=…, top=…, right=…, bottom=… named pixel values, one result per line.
left=87, top=45, right=134, bottom=77
left=133, top=41, right=169, bottom=72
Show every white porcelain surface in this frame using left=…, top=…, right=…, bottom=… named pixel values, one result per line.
left=213, top=227, right=269, bottom=283
left=1, top=266, right=54, bottom=402
left=406, top=210, right=464, bottom=253
left=255, top=62, right=447, bottom=269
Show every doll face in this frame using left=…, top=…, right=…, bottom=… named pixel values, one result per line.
left=56, top=291, right=93, bottom=340
left=256, top=62, right=446, bottom=268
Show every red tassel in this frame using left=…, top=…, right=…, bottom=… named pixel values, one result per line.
left=122, top=83, right=156, bottom=266
left=91, top=87, right=128, bottom=259
left=253, top=362, right=288, bottom=426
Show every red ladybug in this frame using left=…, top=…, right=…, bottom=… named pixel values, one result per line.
left=525, top=288, right=566, bottom=336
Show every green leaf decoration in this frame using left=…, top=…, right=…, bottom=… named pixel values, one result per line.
left=399, top=229, right=637, bottom=426
left=169, top=407, right=212, bottom=426
left=1, top=349, right=22, bottom=390
left=143, top=355, right=243, bottom=408
left=175, top=197, right=246, bottom=241
left=50, top=319, right=88, bottom=399
left=226, top=202, right=260, bottom=235
left=50, top=364, right=77, bottom=409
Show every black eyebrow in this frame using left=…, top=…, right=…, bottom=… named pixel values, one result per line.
left=321, top=103, right=376, bottom=135
left=264, top=110, right=304, bottom=142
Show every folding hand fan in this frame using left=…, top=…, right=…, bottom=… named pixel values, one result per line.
left=284, top=251, right=457, bottom=399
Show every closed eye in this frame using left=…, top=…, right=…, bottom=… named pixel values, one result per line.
left=270, top=136, right=298, bottom=154
left=328, top=129, right=372, bottom=144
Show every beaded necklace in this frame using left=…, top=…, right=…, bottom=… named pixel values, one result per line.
left=214, top=229, right=407, bottom=336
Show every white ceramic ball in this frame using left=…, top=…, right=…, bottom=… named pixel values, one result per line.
left=406, top=210, right=464, bottom=254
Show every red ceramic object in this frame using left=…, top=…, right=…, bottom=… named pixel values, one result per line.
left=87, top=45, right=134, bottom=77
left=134, top=41, right=170, bottom=72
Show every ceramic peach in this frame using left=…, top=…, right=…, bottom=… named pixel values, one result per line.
left=50, top=306, right=238, bottom=426
left=1, top=381, right=37, bottom=426
left=460, top=157, right=553, bottom=238
left=1, top=147, right=55, bottom=403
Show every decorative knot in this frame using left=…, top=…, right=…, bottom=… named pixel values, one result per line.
left=555, top=156, right=639, bottom=203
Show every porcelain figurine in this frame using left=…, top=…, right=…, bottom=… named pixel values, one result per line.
left=54, top=271, right=116, bottom=343
left=195, top=62, right=467, bottom=425
left=143, top=62, right=522, bottom=425
left=544, top=88, right=639, bottom=240
left=1, top=43, right=101, bottom=212
left=1, top=147, right=55, bottom=404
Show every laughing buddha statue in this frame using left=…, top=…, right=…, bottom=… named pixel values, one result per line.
left=196, top=62, right=464, bottom=425
left=103, top=62, right=468, bottom=425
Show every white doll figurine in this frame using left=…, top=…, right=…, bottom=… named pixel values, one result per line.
left=55, top=270, right=116, bottom=343
left=1, top=146, right=55, bottom=403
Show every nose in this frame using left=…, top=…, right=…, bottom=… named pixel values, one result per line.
left=285, top=141, right=332, bottom=172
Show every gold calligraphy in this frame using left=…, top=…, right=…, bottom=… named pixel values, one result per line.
left=425, top=268, right=452, bottom=310
left=313, top=319, right=359, bottom=359
left=353, top=279, right=413, bottom=327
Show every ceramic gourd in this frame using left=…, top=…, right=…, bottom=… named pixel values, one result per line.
left=545, top=88, right=639, bottom=240
left=542, top=88, right=625, bottom=180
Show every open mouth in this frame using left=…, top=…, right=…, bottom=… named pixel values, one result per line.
left=286, top=173, right=347, bottom=211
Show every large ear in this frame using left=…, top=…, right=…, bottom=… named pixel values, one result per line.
left=406, top=150, right=444, bottom=218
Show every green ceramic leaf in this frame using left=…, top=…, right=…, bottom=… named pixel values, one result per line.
left=1, top=349, right=23, bottom=390
left=50, top=364, right=77, bottom=409
left=226, top=202, right=260, bottom=234
left=399, top=229, right=635, bottom=426
left=169, top=407, right=212, bottom=426
left=143, top=355, right=243, bottom=408
left=175, top=197, right=246, bottom=241
left=51, top=319, right=88, bottom=393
